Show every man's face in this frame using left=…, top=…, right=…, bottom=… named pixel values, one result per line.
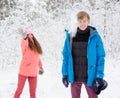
left=77, top=17, right=90, bottom=30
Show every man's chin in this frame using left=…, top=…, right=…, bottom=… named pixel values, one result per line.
left=78, top=26, right=88, bottom=31
left=80, top=28, right=87, bottom=31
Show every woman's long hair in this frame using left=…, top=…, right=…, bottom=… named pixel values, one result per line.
left=27, top=34, right=43, bottom=54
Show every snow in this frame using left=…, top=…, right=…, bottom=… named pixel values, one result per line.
left=0, top=0, right=120, bottom=98
left=0, top=58, right=120, bottom=98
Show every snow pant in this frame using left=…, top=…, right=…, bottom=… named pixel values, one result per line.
left=13, top=74, right=37, bottom=98
left=71, top=82, right=98, bottom=98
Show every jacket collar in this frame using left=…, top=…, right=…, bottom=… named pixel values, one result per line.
left=65, top=25, right=98, bottom=39
left=64, top=26, right=98, bottom=47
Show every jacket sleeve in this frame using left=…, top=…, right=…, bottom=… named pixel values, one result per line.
left=21, top=39, right=28, bottom=56
left=96, top=34, right=106, bottom=79
left=38, top=57, right=42, bottom=67
left=62, top=38, right=68, bottom=76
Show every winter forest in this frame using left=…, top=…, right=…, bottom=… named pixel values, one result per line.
left=0, top=0, right=120, bottom=98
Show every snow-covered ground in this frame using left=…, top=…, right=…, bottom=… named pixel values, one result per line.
left=0, top=0, right=120, bottom=98
left=0, top=57, right=120, bottom=98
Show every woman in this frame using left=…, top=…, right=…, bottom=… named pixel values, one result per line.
left=14, top=27, right=44, bottom=98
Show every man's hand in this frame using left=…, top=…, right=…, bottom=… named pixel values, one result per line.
left=62, top=76, right=69, bottom=88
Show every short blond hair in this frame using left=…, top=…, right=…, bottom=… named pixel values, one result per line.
left=77, top=11, right=90, bottom=20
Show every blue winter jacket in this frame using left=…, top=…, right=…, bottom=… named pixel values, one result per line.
left=62, top=26, right=106, bottom=86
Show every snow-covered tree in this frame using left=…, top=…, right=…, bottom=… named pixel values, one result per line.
left=0, top=0, right=120, bottom=68
left=0, top=0, right=16, bottom=20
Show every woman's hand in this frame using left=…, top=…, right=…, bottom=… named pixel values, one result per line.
left=39, top=67, right=44, bottom=75
left=17, top=28, right=26, bottom=38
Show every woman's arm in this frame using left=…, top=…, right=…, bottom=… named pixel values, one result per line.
left=38, top=57, right=44, bottom=75
left=21, top=39, right=28, bottom=56
left=38, top=57, right=42, bottom=67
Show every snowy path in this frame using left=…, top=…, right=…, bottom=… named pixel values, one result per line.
left=0, top=58, right=120, bottom=98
